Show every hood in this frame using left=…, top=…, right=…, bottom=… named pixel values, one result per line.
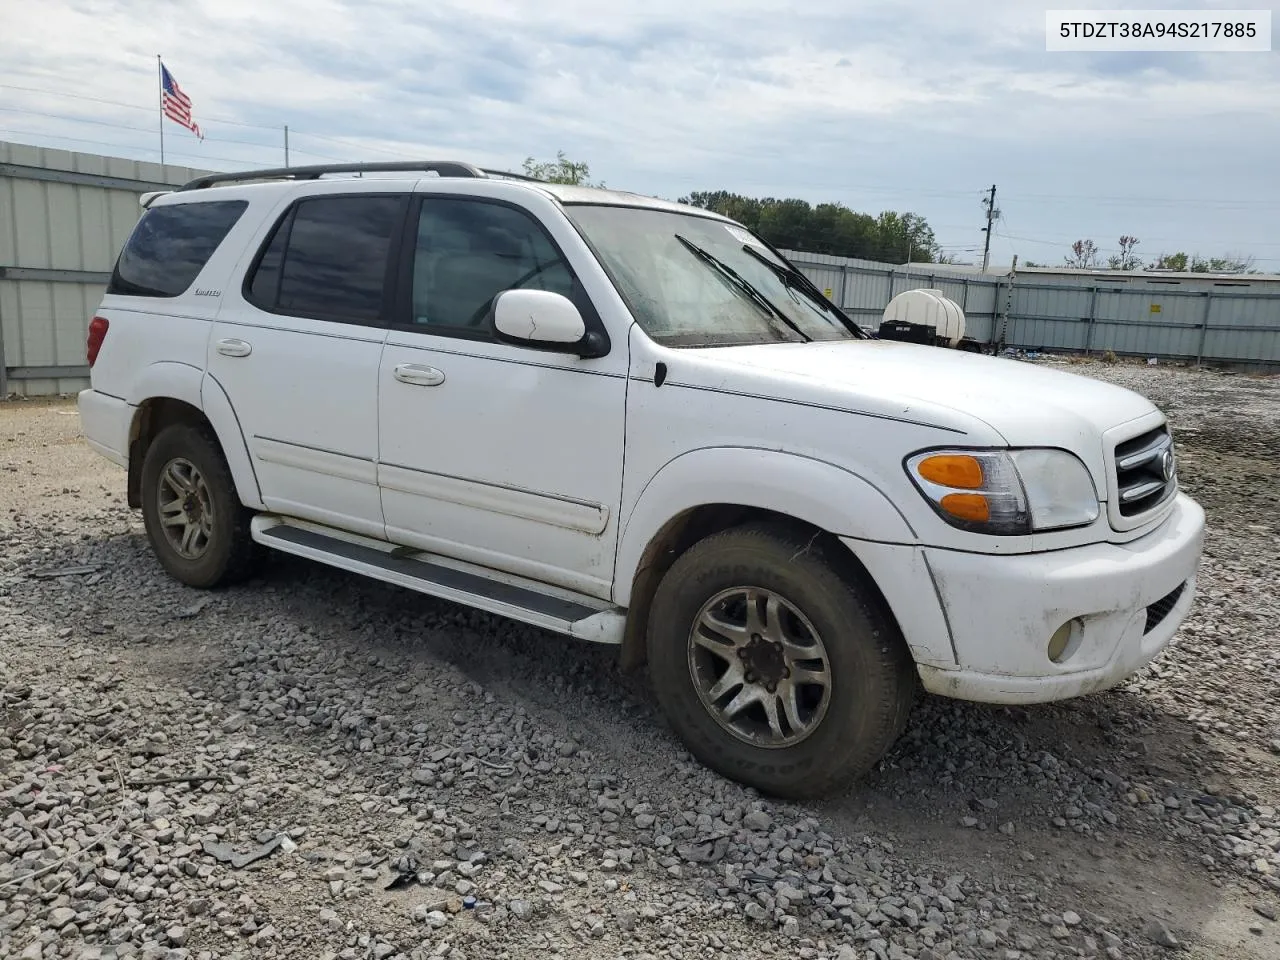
left=680, top=339, right=1160, bottom=448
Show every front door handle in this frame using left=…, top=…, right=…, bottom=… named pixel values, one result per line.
left=216, top=338, right=252, bottom=358
left=393, top=363, right=446, bottom=387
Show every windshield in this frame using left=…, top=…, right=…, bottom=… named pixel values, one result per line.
left=564, top=204, right=864, bottom=347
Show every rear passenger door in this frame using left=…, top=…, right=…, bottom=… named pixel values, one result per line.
left=208, top=186, right=408, bottom=539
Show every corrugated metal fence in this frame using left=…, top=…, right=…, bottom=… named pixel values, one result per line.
left=2, top=140, right=1278, bottom=398
left=780, top=252, right=1005, bottom=342
left=781, top=250, right=1280, bottom=367
left=0, top=142, right=211, bottom=397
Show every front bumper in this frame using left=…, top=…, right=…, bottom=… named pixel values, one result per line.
left=854, top=492, right=1205, bottom=705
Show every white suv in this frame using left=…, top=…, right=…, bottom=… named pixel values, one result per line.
left=78, top=161, right=1205, bottom=798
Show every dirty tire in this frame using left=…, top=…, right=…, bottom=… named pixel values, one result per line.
left=140, top=423, right=258, bottom=589
left=646, top=521, right=916, bottom=800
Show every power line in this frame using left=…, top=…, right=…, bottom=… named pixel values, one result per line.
left=669, top=176, right=1001, bottom=201
left=7, top=81, right=1280, bottom=208
left=5, top=86, right=1278, bottom=264
left=0, top=106, right=347, bottom=161
left=0, top=98, right=456, bottom=166
left=993, top=228, right=1280, bottom=265
left=996, top=231, right=1075, bottom=248
left=0, top=129, right=274, bottom=169
left=997, top=227, right=1280, bottom=252
left=1001, top=190, right=1280, bottom=209
left=286, top=130, right=427, bottom=161
left=0, top=82, right=280, bottom=131
left=1, top=82, right=461, bottom=163
left=655, top=175, right=1280, bottom=208
left=6, top=129, right=1273, bottom=267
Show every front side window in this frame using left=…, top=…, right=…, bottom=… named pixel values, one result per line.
left=246, top=194, right=403, bottom=323
left=108, top=200, right=247, bottom=298
left=408, top=198, right=576, bottom=333
left=564, top=204, right=861, bottom=347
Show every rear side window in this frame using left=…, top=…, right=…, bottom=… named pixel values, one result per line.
left=107, top=200, right=247, bottom=298
left=245, top=195, right=403, bottom=324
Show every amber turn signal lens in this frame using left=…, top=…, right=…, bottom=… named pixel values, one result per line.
left=940, top=493, right=991, bottom=523
left=917, top=454, right=984, bottom=489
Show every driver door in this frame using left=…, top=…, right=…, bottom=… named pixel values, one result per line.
left=376, top=193, right=628, bottom=600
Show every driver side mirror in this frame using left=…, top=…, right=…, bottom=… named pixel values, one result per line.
left=491, top=289, right=606, bottom=358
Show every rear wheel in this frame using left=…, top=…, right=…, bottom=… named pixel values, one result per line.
left=646, top=521, right=916, bottom=799
left=140, top=423, right=257, bottom=589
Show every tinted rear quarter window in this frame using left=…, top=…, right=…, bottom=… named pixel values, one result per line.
left=245, top=195, right=403, bottom=324
left=108, top=200, right=247, bottom=298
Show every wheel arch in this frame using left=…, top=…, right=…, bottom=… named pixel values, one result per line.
left=614, top=448, right=919, bottom=671
left=125, top=366, right=262, bottom=510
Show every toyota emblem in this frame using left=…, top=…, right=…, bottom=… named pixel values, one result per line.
left=1159, top=448, right=1176, bottom=483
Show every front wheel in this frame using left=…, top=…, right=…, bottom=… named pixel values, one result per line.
left=646, top=522, right=916, bottom=799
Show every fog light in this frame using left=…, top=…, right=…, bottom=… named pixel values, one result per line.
left=1047, top=620, right=1081, bottom=663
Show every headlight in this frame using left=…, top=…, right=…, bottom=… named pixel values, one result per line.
left=905, top=448, right=1100, bottom=535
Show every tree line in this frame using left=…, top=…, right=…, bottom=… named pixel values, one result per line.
left=1025, top=236, right=1258, bottom=274
left=676, top=192, right=943, bottom=265
left=522, top=154, right=945, bottom=264
left=522, top=154, right=1261, bottom=275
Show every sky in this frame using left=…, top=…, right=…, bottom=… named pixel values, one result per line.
left=2, top=0, right=1278, bottom=270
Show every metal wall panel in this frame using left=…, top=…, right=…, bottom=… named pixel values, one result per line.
left=1203, top=295, right=1280, bottom=361
left=842, top=269, right=894, bottom=317
left=782, top=251, right=1004, bottom=335
left=1007, top=285, right=1090, bottom=352
left=783, top=249, right=1279, bottom=367
left=1, top=140, right=212, bottom=397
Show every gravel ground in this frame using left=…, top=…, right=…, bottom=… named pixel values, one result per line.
left=1, top=359, right=1278, bottom=960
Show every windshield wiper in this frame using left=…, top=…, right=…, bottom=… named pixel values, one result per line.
left=673, top=235, right=811, bottom=343
left=738, top=244, right=869, bottom=339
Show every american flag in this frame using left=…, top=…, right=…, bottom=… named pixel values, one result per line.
left=161, top=63, right=202, bottom=140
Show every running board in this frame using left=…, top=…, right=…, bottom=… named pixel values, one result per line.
left=250, top=516, right=624, bottom=645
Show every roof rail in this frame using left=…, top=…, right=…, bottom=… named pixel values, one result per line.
left=175, top=160, right=489, bottom=192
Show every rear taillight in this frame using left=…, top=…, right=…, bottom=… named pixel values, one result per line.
left=87, top=316, right=109, bottom=367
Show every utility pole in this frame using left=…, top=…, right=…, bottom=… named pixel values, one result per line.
left=284, top=125, right=290, bottom=167
left=997, top=251, right=1018, bottom=353
left=980, top=184, right=999, bottom=273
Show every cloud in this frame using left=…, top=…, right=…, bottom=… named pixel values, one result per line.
left=1, top=0, right=1277, bottom=267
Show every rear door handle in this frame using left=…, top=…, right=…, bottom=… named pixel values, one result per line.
left=393, top=363, right=446, bottom=386
left=215, top=338, right=252, bottom=358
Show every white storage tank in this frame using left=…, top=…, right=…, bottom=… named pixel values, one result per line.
left=881, top=288, right=967, bottom=347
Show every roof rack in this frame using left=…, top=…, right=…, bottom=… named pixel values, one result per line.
left=175, top=160, right=496, bottom=192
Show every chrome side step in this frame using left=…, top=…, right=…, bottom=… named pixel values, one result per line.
left=250, top=516, right=624, bottom=645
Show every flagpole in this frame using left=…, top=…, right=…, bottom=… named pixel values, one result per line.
left=157, top=54, right=165, bottom=169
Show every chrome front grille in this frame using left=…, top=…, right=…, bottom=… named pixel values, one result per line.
left=1113, top=425, right=1177, bottom=518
